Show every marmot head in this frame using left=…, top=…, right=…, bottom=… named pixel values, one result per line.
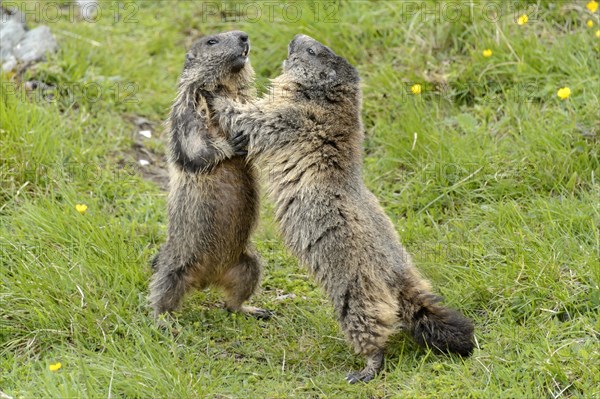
left=281, top=34, right=359, bottom=102
left=179, top=30, right=252, bottom=91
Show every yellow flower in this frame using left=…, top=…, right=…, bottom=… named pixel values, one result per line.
left=557, top=87, right=571, bottom=100
left=411, top=84, right=422, bottom=95
left=49, top=362, right=62, bottom=372
left=596, top=29, right=600, bottom=37
left=587, top=19, right=594, bottom=28
left=482, top=49, right=493, bottom=57
left=517, top=14, right=528, bottom=25
left=587, top=1, right=598, bottom=13
left=75, top=204, right=88, bottom=214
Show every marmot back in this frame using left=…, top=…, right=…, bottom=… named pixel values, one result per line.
left=212, top=34, right=474, bottom=383
left=149, top=31, right=271, bottom=323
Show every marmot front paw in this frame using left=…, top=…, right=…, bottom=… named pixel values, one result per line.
left=230, top=131, right=250, bottom=156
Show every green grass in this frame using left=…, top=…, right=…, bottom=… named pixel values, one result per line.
left=1, top=1, right=599, bottom=397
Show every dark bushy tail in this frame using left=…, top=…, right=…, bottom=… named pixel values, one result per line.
left=411, top=295, right=475, bottom=357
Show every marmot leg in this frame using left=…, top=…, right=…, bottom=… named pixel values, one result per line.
left=340, top=297, right=394, bottom=383
left=346, top=350, right=384, bottom=384
left=220, top=250, right=272, bottom=319
left=148, top=248, right=190, bottom=318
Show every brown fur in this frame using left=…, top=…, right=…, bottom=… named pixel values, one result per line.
left=211, top=34, right=474, bottom=382
left=149, top=31, right=270, bottom=321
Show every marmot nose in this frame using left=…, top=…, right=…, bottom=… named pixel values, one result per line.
left=238, top=33, right=249, bottom=43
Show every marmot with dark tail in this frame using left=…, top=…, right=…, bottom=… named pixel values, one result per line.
left=210, top=34, right=474, bottom=382
left=149, top=31, right=271, bottom=320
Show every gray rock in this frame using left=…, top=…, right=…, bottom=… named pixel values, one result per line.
left=77, top=0, right=99, bottom=20
left=12, top=25, right=57, bottom=63
left=0, top=46, right=11, bottom=60
left=0, top=44, right=13, bottom=60
left=1, top=54, right=16, bottom=71
left=1, top=3, right=26, bottom=25
left=0, top=19, right=25, bottom=60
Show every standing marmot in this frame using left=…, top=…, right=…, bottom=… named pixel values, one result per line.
left=210, top=34, right=474, bottom=382
left=149, top=31, right=271, bottom=320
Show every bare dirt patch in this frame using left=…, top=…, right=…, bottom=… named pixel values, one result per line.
left=119, top=114, right=169, bottom=190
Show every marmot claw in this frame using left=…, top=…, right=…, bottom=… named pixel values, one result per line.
left=230, top=131, right=249, bottom=152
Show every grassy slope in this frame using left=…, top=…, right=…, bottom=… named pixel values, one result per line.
left=1, top=1, right=599, bottom=398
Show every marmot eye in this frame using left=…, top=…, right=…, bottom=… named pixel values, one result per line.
left=307, top=48, right=316, bottom=55
left=207, top=39, right=218, bottom=46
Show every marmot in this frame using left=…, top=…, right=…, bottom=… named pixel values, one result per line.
left=149, top=31, right=271, bottom=321
left=210, top=34, right=474, bottom=382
